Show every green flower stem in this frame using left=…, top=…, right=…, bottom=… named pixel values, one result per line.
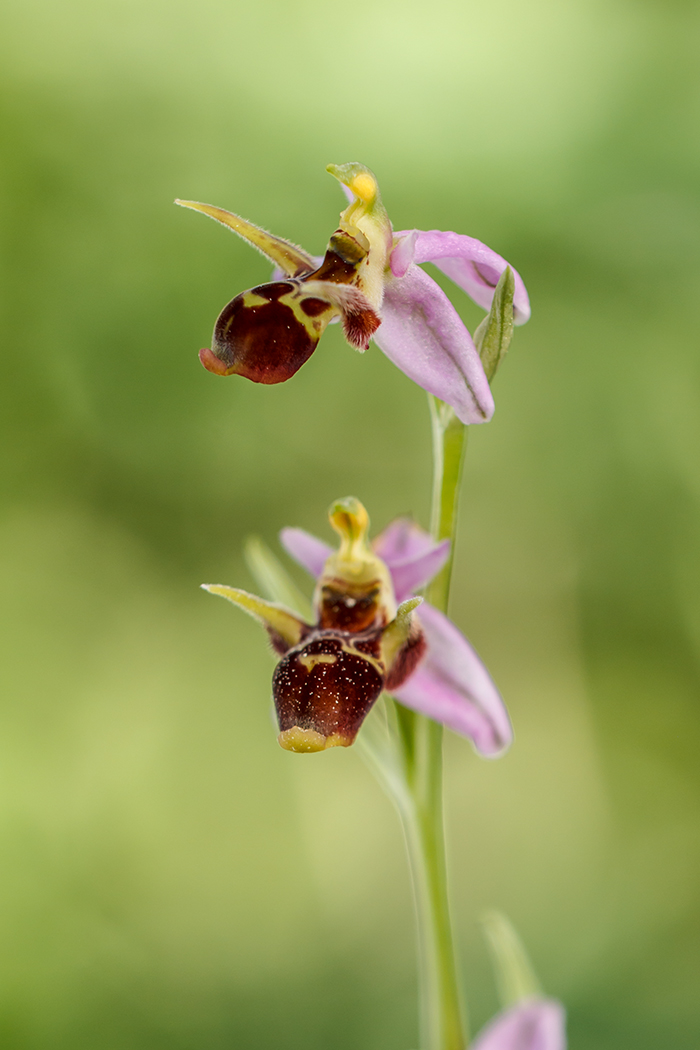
left=395, top=396, right=468, bottom=1050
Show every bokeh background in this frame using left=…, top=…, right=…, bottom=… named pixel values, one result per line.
left=1, top=0, right=699, bottom=1047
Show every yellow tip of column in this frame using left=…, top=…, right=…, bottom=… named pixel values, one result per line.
left=349, top=173, right=377, bottom=203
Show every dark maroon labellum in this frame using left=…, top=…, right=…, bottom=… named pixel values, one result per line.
left=273, top=632, right=384, bottom=751
left=204, top=281, right=325, bottom=385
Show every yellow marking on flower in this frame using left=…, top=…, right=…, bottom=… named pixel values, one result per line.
left=349, top=172, right=377, bottom=203
left=278, top=727, right=351, bottom=752
left=339, top=641, right=384, bottom=678
left=298, top=653, right=338, bottom=672
left=241, top=291, right=272, bottom=308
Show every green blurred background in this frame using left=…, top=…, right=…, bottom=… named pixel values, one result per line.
left=1, top=0, right=698, bottom=1046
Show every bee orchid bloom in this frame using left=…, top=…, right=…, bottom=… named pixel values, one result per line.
left=203, top=497, right=511, bottom=756
left=176, top=163, right=530, bottom=424
left=472, top=1000, right=566, bottom=1050
left=280, top=510, right=512, bottom=757
left=204, top=498, right=426, bottom=753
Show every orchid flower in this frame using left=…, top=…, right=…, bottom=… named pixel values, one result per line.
left=203, top=497, right=511, bottom=755
left=472, top=1000, right=566, bottom=1050
left=176, top=162, right=530, bottom=424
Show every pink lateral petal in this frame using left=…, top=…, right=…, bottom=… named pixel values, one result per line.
left=374, top=265, right=495, bottom=426
left=392, top=603, right=512, bottom=756
left=373, top=517, right=441, bottom=562
left=279, top=528, right=332, bottom=578
left=472, top=1000, right=566, bottom=1050
left=388, top=542, right=450, bottom=603
left=389, top=232, right=418, bottom=278
left=373, top=519, right=450, bottom=600
left=394, top=229, right=531, bottom=325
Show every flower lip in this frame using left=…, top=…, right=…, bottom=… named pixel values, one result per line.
left=205, top=281, right=327, bottom=383
left=273, top=630, right=385, bottom=752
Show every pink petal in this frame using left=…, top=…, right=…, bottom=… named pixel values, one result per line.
left=279, top=528, right=332, bottom=578
left=372, top=517, right=438, bottom=562
left=472, top=1001, right=566, bottom=1050
left=374, top=265, right=495, bottom=425
left=389, top=232, right=418, bottom=278
left=392, top=230, right=531, bottom=325
left=372, top=519, right=450, bottom=603
left=392, top=603, right=512, bottom=756
left=389, top=546, right=451, bottom=603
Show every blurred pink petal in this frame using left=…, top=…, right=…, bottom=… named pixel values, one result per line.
left=392, top=602, right=512, bottom=756
left=279, top=527, right=332, bottom=578
left=374, top=264, right=495, bottom=425
left=372, top=517, right=439, bottom=562
left=393, top=229, right=531, bottom=324
left=472, top=1000, right=566, bottom=1050
left=373, top=518, right=450, bottom=603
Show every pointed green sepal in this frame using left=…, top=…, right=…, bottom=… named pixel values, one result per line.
left=244, top=536, right=313, bottom=622
left=201, top=584, right=307, bottom=647
left=175, top=199, right=317, bottom=278
left=380, top=596, right=423, bottom=669
left=481, top=910, right=543, bottom=1009
left=473, top=266, right=515, bottom=384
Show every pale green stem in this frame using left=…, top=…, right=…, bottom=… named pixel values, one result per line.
left=394, top=396, right=468, bottom=1050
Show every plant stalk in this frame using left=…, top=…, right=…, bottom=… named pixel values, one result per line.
left=397, top=396, right=468, bottom=1050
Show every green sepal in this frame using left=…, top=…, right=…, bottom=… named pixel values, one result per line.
left=473, top=266, right=515, bottom=384
left=201, top=584, right=307, bottom=647
left=244, top=536, right=313, bottom=622
left=175, top=199, right=316, bottom=278
left=481, top=910, right=543, bottom=1009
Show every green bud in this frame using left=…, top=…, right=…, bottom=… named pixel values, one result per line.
left=473, top=266, right=515, bottom=384
left=481, top=910, right=542, bottom=1009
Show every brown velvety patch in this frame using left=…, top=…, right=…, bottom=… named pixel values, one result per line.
left=300, top=297, right=329, bottom=318
left=273, top=633, right=384, bottom=745
left=317, top=584, right=381, bottom=633
left=310, top=248, right=358, bottom=286
left=341, top=305, right=381, bottom=351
